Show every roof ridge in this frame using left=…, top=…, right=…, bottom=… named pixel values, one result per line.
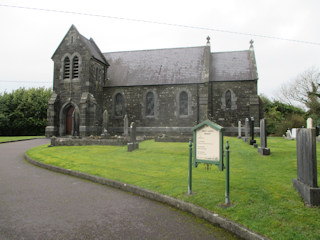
left=103, top=45, right=207, bottom=55
left=211, top=49, right=250, bottom=54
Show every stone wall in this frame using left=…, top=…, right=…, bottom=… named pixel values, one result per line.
left=103, top=84, right=206, bottom=135
left=210, top=80, right=261, bottom=127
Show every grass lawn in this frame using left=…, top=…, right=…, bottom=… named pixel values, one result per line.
left=26, top=137, right=320, bottom=240
left=0, top=136, right=42, bottom=143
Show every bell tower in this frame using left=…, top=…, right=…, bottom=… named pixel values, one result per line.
left=45, top=25, right=109, bottom=137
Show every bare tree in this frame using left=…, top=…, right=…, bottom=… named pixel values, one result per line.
left=278, top=67, right=320, bottom=108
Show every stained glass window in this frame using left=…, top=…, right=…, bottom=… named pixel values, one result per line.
left=115, top=93, right=124, bottom=116
left=226, top=90, right=231, bottom=109
left=146, top=92, right=154, bottom=116
left=179, top=91, right=188, bottom=115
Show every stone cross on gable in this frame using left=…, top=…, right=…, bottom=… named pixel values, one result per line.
left=206, top=36, right=211, bottom=46
left=250, top=39, right=254, bottom=48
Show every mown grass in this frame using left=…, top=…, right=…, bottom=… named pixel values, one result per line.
left=26, top=137, right=320, bottom=240
left=0, top=136, right=42, bottom=142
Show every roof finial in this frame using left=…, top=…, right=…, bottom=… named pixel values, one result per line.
left=206, top=36, right=211, bottom=46
left=250, top=39, right=254, bottom=48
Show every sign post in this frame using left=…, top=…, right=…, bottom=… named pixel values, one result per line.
left=188, top=120, right=231, bottom=205
left=188, top=139, right=192, bottom=195
left=225, top=141, right=230, bottom=205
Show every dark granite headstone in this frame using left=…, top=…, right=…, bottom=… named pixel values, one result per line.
left=258, top=119, right=270, bottom=155
left=292, top=128, right=320, bottom=206
left=249, top=117, right=256, bottom=145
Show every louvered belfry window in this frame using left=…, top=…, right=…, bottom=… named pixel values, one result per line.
left=72, top=56, right=79, bottom=78
left=63, top=57, right=70, bottom=79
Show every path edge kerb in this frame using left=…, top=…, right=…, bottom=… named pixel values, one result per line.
left=24, top=153, right=269, bottom=240
left=0, top=137, right=44, bottom=144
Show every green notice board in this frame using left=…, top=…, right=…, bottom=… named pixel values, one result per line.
left=192, top=120, right=224, bottom=171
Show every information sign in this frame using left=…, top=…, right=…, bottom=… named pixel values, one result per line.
left=192, top=120, right=224, bottom=170
left=188, top=120, right=230, bottom=205
left=196, top=125, right=220, bottom=161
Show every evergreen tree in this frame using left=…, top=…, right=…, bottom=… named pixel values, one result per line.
left=0, top=87, right=52, bottom=136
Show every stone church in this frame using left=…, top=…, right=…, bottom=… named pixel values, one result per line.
left=45, top=25, right=262, bottom=138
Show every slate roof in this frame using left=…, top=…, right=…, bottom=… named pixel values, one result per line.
left=80, top=35, right=108, bottom=65
left=103, top=46, right=208, bottom=87
left=104, top=47, right=258, bottom=87
left=210, top=50, right=258, bottom=82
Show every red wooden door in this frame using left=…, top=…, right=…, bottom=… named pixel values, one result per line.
left=66, top=106, right=74, bottom=135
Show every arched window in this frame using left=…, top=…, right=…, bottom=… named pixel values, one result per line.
left=146, top=92, right=154, bottom=116
left=115, top=93, right=124, bottom=116
left=72, top=56, right=79, bottom=78
left=179, top=91, right=188, bottom=116
left=225, top=90, right=231, bottom=109
left=63, top=57, right=70, bottom=79
left=96, top=67, right=99, bottom=81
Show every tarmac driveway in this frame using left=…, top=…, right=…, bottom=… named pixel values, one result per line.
left=0, top=139, right=237, bottom=240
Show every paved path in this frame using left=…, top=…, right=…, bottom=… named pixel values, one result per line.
left=0, top=139, right=238, bottom=240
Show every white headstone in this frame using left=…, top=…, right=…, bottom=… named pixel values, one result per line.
left=291, top=128, right=297, bottom=139
left=307, top=118, right=313, bottom=129
left=238, top=121, right=242, bottom=138
left=286, top=129, right=292, bottom=138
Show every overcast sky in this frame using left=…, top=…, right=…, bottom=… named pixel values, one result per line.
left=1, top=0, right=320, bottom=100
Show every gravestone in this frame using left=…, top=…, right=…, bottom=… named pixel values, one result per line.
left=101, top=110, right=110, bottom=138
left=249, top=117, right=256, bottom=145
left=283, top=129, right=293, bottom=140
left=307, top=118, right=313, bottom=129
left=237, top=121, right=242, bottom=139
left=258, top=119, right=270, bottom=155
left=242, top=118, right=249, bottom=142
left=123, top=114, right=129, bottom=136
left=128, top=122, right=139, bottom=152
left=316, top=126, right=320, bottom=137
left=291, top=128, right=297, bottom=139
left=292, top=128, right=320, bottom=206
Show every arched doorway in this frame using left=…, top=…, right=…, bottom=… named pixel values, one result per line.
left=66, top=106, right=75, bottom=135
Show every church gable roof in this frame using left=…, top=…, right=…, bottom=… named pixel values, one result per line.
left=104, top=46, right=208, bottom=87
left=210, top=50, right=258, bottom=82
left=52, top=25, right=108, bottom=65
left=80, top=35, right=108, bottom=65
